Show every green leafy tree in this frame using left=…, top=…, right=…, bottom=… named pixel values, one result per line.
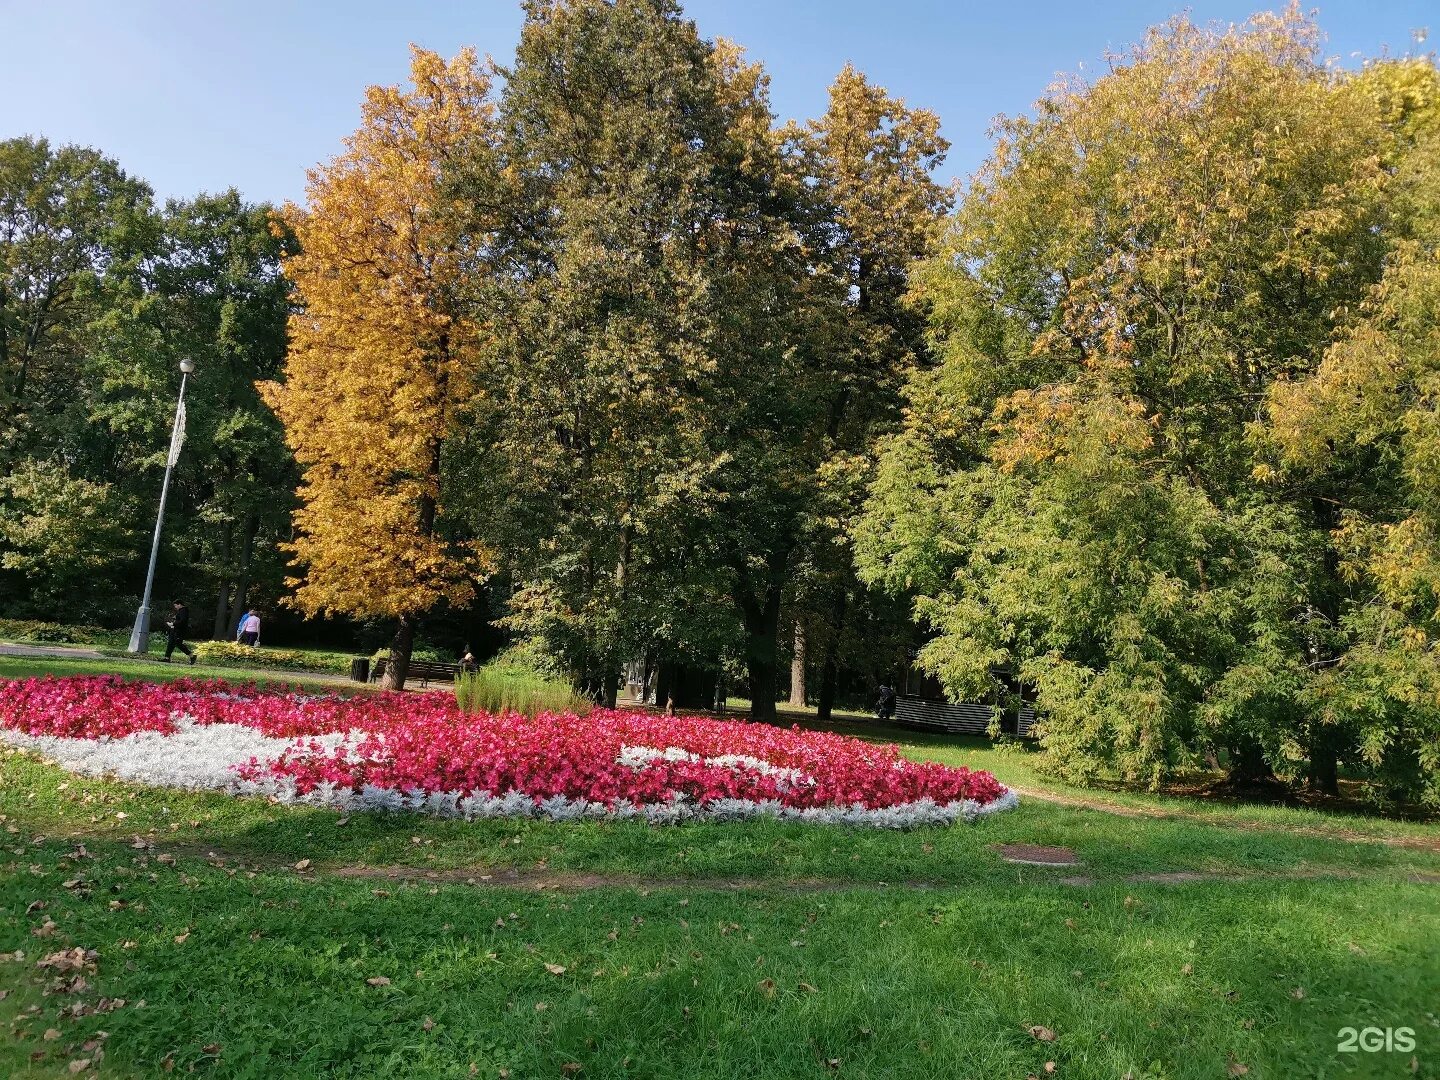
left=782, top=64, right=952, bottom=719
left=461, top=0, right=815, bottom=709
left=1263, top=56, right=1440, bottom=802
left=0, top=137, right=154, bottom=466
left=91, top=191, right=296, bottom=635
left=858, top=10, right=1395, bottom=788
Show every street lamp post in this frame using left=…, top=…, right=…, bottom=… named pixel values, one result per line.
left=127, top=358, right=195, bottom=654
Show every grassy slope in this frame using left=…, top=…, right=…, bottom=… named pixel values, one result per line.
left=2, top=656, right=1439, bottom=1078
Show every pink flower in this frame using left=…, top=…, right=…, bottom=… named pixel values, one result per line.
left=0, top=676, right=1009, bottom=813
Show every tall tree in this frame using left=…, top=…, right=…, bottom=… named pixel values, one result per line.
left=0, top=137, right=153, bottom=467
left=262, top=47, right=502, bottom=689
left=459, top=0, right=812, bottom=709
left=857, top=10, right=1393, bottom=788
left=783, top=64, right=951, bottom=721
left=1263, top=56, right=1440, bottom=803
left=90, top=191, right=296, bottom=635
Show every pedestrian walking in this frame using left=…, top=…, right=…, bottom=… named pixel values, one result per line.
left=163, top=599, right=196, bottom=664
left=238, top=610, right=261, bottom=647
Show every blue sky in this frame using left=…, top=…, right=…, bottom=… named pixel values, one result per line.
left=1, top=1, right=1431, bottom=206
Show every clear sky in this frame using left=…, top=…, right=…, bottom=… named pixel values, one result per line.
left=1, top=1, right=1432, bottom=206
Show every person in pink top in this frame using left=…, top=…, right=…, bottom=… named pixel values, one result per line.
left=238, top=610, right=261, bottom=647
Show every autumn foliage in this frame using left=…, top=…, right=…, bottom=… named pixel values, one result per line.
left=261, top=48, right=496, bottom=685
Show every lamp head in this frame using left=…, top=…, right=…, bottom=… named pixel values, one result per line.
left=179, top=358, right=196, bottom=375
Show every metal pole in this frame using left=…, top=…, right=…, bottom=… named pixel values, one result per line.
left=127, top=368, right=190, bottom=654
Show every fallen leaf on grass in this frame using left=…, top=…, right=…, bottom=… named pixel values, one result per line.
left=1028, top=1025, right=1056, bottom=1042
left=798, top=982, right=819, bottom=994
left=335, top=817, right=350, bottom=827
left=1290, top=987, right=1306, bottom=1000
left=561, top=1065, right=582, bottom=1076
left=37, top=948, right=98, bottom=973
left=201, top=1044, right=221, bottom=1055
left=293, top=859, right=311, bottom=872
left=366, top=976, right=391, bottom=987
left=1044, top=1064, right=1056, bottom=1075
left=43, top=1028, right=61, bottom=1041
left=67, top=1059, right=91, bottom=1074
left=545, top=963, right=567, bottom=975
left=421, top=1017, right=435, bottom=1032
left=1227, top=1063, right=1249, bottom=1077
left=757, top=978, right=776, bottom=997
left=173, top=931, right=189, bottom=945
left=33, top=919, right=57, bottom=938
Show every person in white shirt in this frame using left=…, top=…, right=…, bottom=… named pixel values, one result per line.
left=238, top=611, right=261, bottom=647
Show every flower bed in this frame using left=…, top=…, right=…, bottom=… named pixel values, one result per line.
left=0, top=676, right=1017, bottom=827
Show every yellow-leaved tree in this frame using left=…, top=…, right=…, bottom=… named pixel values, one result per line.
left=261, top=47, right=500, bottom=689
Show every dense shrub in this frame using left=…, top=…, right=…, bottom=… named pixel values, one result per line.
left=0, top=619, right=145, bottom=648
left=193, top=641, right=359, bottom=675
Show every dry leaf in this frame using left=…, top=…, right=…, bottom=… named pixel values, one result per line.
left=1045, top=1064, right=1057, bottom=1075
left=545, top=963, right=567, bottom=975
left=68, top=1060, right=91, bottom=1074
left=201, top=1044, right=221, bottom=1055
left=1181, top=963, right=1193, bottom=975
left=335, top=817, right=350, bottom=827
left=293, top=859, right=311, bottom=871
left=173, top=931, right=189, bottom=945
left=1227, top=1063, right=1249, bottom=1077
left=799, top=981, right=819, bottom=993
left=1290, top=987, right=1305, bottom=1000
left=758, top=978, right=776, bottom=997
left=366, top=976, right=391, bottom=987
left=422, top=1017, right=435, bottom=1031
left=43, top=1028, right=62, bottom=1041
left=1028, top=1025, right=1057, bottom=1042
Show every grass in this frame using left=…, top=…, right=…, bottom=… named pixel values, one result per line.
left=3, top=655, right=1439, bottom=1078
left=0, top=654, right=366, bottom=696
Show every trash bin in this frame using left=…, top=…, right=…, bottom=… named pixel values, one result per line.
left=350, top=656, right=370, bottom=683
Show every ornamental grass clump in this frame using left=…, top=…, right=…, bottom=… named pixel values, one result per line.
left=455, top=663, right=591, bottom=718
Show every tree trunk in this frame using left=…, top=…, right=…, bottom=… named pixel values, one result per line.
left=815, top=592, right=848, bottom=723
left=226, top=514, right=258, bottom=631
left=738, top=582, right=784, bottom=724
left=1308, top=728, right=1340, bottom=797
left=383, top=616, right=416, bottom=691
left=1227, top=738, right=1275, bottom=785
left=653, top=662, right=673, bottom=713
left=211, top=520, right=233, bottom=639
left=789, top=624, right=806, bottom=707
left=603, top=669, right=620, bottom=709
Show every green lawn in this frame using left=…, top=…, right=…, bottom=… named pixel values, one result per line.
left=3, top=657, right=1439, bottom=1078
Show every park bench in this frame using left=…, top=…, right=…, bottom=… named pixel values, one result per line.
left=891, top=696, right=1038, bottom=738
left=369, top=657, right=461, bottom=688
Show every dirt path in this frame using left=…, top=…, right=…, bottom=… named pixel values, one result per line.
left=83, top=837, right=1432, bottom=893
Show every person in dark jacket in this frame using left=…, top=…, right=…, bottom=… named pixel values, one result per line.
left=163, top=599, right=196, bottom=664
left=875, top=683, right=897, bottom=721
